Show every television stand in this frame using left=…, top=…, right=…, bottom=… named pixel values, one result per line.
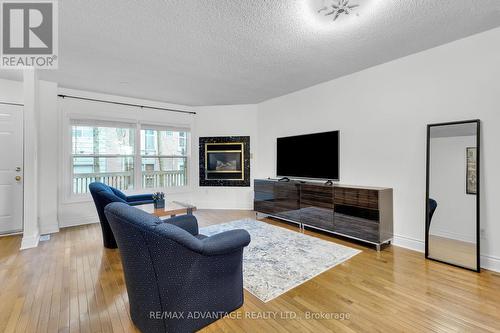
left=254, top=179, right=393, bottom=251
left=278, top=177, right=290, bottom=182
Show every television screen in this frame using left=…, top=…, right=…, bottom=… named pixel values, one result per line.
left=277, top=131, right=339, bottom=180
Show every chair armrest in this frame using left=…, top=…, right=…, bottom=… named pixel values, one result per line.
left=126, top=194, right=154, bottom=203
left=162, top=215, right=199, bottom=236
left=201, top=229, right=251, bottom=256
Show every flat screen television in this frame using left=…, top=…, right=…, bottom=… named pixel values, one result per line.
left=277, top=131, right=339, bottom=180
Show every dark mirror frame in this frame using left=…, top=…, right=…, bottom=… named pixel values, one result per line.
left=425, top=119, right=481, bottom=272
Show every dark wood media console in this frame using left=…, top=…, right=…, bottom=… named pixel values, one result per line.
left=254, top=179, right=393, bottom=250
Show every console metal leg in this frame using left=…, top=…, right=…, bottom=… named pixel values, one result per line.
left=376, top=244, right=381, bottom=252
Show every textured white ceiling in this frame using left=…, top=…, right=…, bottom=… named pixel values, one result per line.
left=2, top=0, right=500, bottom=106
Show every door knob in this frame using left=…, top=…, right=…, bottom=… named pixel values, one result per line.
left=15, top=176, right=21, bottom=181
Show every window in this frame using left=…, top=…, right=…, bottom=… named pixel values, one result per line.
left=140, top=128, right=188, bottom=189
left=70, top=120, right=190, bottom=195
left=144, top=129, right=155, bottom=153
left=72, top=123, right=135, bottom=194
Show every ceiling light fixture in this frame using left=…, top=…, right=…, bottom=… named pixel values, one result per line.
left=318, top=0, right=359, bottom=21
left=300, top=0, right=385, bottom=33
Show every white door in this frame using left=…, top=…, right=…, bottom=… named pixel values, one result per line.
left=0, top=104, right=23, bottom=234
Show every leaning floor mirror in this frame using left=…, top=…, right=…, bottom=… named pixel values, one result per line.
left=426, top=120, right=480, bottom=272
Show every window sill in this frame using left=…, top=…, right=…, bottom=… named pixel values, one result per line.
left=61, top=186, right=194, bottom=205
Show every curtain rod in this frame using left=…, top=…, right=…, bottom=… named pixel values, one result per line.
left=57, top=94, right=196, bottom=115
left=0, top=101, right=23, bottom=107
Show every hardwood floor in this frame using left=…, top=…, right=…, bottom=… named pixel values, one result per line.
left=1, top=210, right=499, bottom=332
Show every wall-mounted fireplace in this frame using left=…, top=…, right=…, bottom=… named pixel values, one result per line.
left=206, top=143, right=244, bottom=180
left=199, top=137, right=250, bottom=187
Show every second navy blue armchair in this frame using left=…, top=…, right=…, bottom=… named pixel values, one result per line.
left=89, top=182, right=155, bottom=248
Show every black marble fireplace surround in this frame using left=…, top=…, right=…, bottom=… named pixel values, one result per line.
left=199, top=136, right=250, bottom=187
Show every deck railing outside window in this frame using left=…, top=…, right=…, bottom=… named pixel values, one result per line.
left=73, top=169, right=187, bottom=194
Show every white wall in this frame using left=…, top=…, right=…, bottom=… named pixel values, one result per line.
left=192, top=104, right=258, bottom=210
left=429, top=136, right=476, bottom=243
left=256, top=27, right=500, bottom=271
left=0, top=78, right=23, bottom=104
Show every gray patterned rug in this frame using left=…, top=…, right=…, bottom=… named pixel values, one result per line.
left=200, top=219, right=361, bottom=302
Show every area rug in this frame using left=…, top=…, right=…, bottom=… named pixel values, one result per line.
left=200, top=219, right=361, bottom=302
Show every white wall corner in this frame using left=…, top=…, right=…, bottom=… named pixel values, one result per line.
left=20, top=232, right=40, bottom=250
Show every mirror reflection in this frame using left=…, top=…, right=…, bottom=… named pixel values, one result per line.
left=427, top=121, right=479, bottom=271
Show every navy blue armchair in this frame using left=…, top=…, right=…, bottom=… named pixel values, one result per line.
left=104, top=202, right=251, bottom=333
left=89, top=182, right=154, bottom=248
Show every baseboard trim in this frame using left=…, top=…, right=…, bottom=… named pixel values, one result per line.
left=196, top=205, right=254, bottom=211
left=40, top=225, right=60, bottom=235
left=20, top=233, right=40, bottom=250
left=59, top=216, right=98, bottom=228
left=392, top=234, right=500, bottom=273
left=481, top=254, right=500, bottom=273
left=393, top=234, right=425, bottom=253
left=0, top=231, right=23, bottom=238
